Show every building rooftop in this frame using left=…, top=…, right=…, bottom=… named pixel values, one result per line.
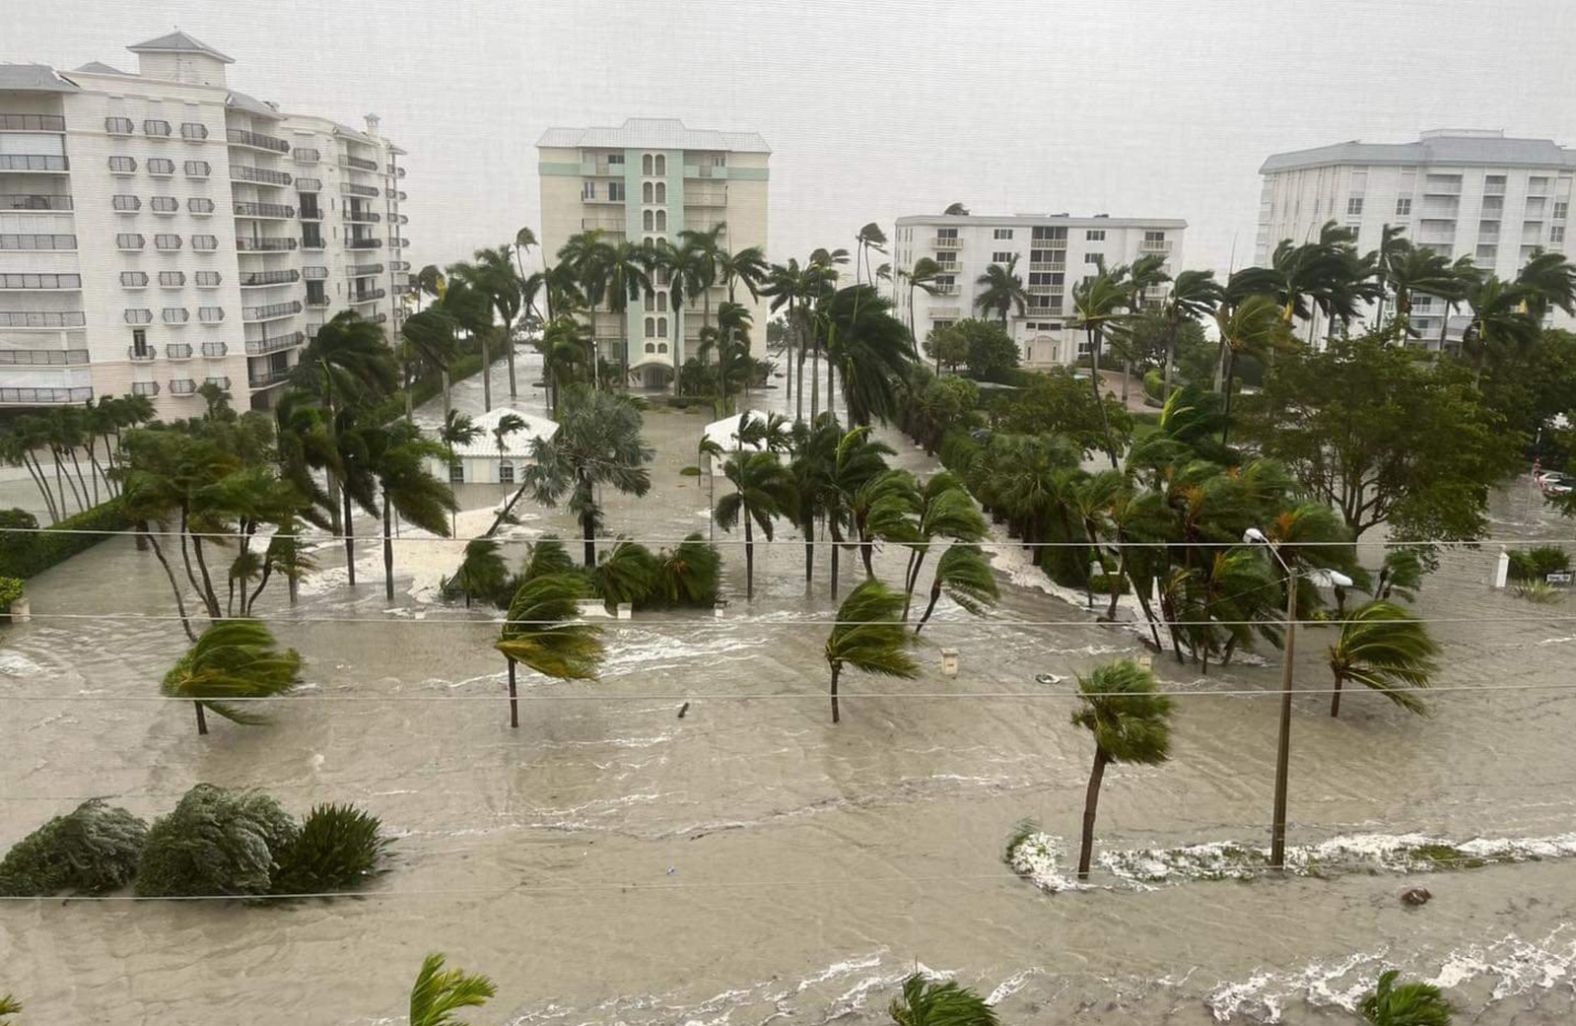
left=1261, top=130, right=1576, bottom=173
left=448, top=408, right=559, bottom=460
left=72, top=61, right=132, bottom=76
left=127, top=30, right=234, bottom=64
left=895, top=212, right=1187, bottom=229
left=225, top=89, right=282, bottom=120
left=537, top=117, right=770, bottom=154
left=0, top=64, right=79, bottom=92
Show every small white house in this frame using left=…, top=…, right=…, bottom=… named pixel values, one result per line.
left=428, top=407, right=558, bottom=486
left=702, top=410, right=777, bottom=475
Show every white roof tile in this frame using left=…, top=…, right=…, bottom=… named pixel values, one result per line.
left=538, top=118, right=769, bottom=154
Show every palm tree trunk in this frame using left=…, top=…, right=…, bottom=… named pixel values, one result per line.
left=142, top=526, right=198, bottom=642
left=506, top=326, right=518, bottom=399
left=829, top=662, right=841, bottom=724
left=383, top=490, right=395, bottom=602
left=914, top=577, right=943, bottom=634
left=1220, top=349, right=1237, bottom=446
left=1088, top=329, right=1119, bottom=468
left=190, top=536, right=222, bottom=620
left=193, top=701, right=208, bottom=736
left=67, top=445, right=91, bottom=508
left=828, top=521, right=842, bottom=600
left=581, top=509, right=596, bottom=568
left=1077, top=747, right=1109, bottom=879
left=1105, top=549, right=1127, bottom=620
left=507, top=658, right=519, bottom=729
left=1330, top=672, right=1344, bottom=718
left=796, top=318, right=807, bottom=423
left=902, top=549, right=926, bottom=620
left=343, top=488, right=357, bottom=586
left=441, top=369, right=452, bottom=422
left=1162, top=323, right=1177, bottom=400
left=744, top=516, right=754, bottom=601
left=481, top=335, right=492, bottom=412
left=21, top=454, right=58, bottom=523
left=802, top=515, right=815, bottom=587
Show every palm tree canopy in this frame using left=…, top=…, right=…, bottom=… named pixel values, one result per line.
left=889, top=974, right=999, bottom=1026
left=1359, top=969, right=1453, bottom=1026
left=823, top=286, right=918, bottom=425
left=524, top=386, right=653, bottom=519
left=1328, top=601, right=1439, bottom=714
left=292, top=311, right=400, bottom=406
left=369, top=422, right=457, bottom=537
left=973, top=256, right=1027, bottom=322
left=825, top=580, right=920, bottom=678
left=1071, top=659, right=1173, bottom=764
left=495, top=572, right=605, bottom=681
left=930, top=543, right=999, bottom=615
left=715, top=450, right=798, bottom=539
left=160, top=619, right=303, bottom=726
left=943, top=202, right=970, bottom=216
left=409, top=952, right=496, bottom=1026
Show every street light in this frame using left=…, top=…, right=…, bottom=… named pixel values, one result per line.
left=1243, top=527, right=1296, bottom=869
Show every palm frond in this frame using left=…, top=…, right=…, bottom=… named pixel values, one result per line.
left=409, top=952, right=497, bottom=1026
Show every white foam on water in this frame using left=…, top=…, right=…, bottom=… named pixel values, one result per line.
left=1005, top=832, right=1087, bottom=894
left=0, top=650, right=44, bottom=676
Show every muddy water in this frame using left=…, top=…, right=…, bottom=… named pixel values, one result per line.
left=3, top=353, right=1576, bottom=1023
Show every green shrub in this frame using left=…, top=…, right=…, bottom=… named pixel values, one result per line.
left=1089, top=572, right=1131, bottom=595
left=135, top=784, right=298, bottom=898
left=1508, top=545, right=1570, bottom=582
left=652, top=534, right=722, bottom=608
left=0, top=799, right=147, bottom=896
left=271, top=804, right=388, bottom=895
left=1142, top=368, right=1164, bottom=402
left=0, top=577, right=20, bottom=612
left=0, top=498, right=128, bottom=579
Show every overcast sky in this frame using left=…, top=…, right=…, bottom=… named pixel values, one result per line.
left=7, top=0, right=1576, bottom=276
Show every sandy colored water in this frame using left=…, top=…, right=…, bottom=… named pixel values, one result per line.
left=2, top=350, right=1575, bottom=1023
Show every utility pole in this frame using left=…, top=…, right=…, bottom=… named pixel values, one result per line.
left=1270, top=561, right=1297, bottom=869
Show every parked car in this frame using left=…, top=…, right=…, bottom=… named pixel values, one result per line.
left=1536, top=470, right=1574, bottom=495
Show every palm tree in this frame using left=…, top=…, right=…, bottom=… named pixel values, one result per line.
left=367, top=422, right=456, bottom=602
left=678, top=223, right=726, bottom=345
left=441, top=269, right=500, bottom=411
left=713, top=451, right=797, bottom=600
left=1214, top=293, right=1288, bottom=444
left=973, top=255, right=1026, bottom=326
left=536, top=317, right=591, bottom=417
left=512, top=226, right=538, bottom=281
left=823, top=579, right=918, bottom=724
left=160, top=619, right=303, bottom=737
left=943, top=202, right=970, bottom=216
left=408, top=952, right=496, bottom=1026
left=599, top=238, right=655, bottom=384
left=1071, top=659, right=1173, bottom=879
left=788, top=414, right=837, bottom=587
left=522, top=386, right=652, bottom=566
left=888, top=974, right=998, bottom=1026
left=456, top=247, right=526, bottom=401
left=590, top=539, right=660, bottom=611
left=443, top=538, right=509, bottom=608
left=913, top=543, right=998, bottom=634
left=495, top=573, right=604, bottom=729
left=1327, top=601, right=1438, bottom=718
left=1359, top=970, right=1453, bottom=1026
left=1460, top=275, right=1537, bottom=384
left=854, top=222, right=887, bottom=286
left=659, top=237, right=712, bottom=372
left=1158, top=269, right=1223, bottom=399
left=718, top=244, right=769, bottom=306
left=905, top=256, right=944, bottom=352
left=401, top=307, right=461, bottom=420
left=293, top=310, right=400, bottom=412
left=822, top=285, right=917, bottom=427
left=1515, top=249, right=1576, bottom=323
left=1384, top=242, right=1457, bottom=339
left=1071, top=268, right=1132, bottom=467
left=491, top=412, right=526, bottom=460
left=414, top=265, right=444, bottom=311
left=899, top=471, right=986, bottom=617
left=824, top=424, right=896, bottom=599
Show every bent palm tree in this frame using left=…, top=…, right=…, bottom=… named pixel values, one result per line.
left=160, top=619, right=304, bottom=737
left=888, top=974, right=999, bottom=1026
left=409, top=952, right=495, bottom=1026
left=714, top=450, right=797, bottom=601
left=1327, top=601, right=1438, bottom=717
left=974, top=255, right=1026, bottom=326
left=495, top=573, right=604, bottom=729
left=913, top=543, right=998, bottom=634
left=824, top=579, right=918, bottom=724
left=1359, top=969, right=1453, bottom=1026
left=1071, top=659, right=1173, bottom=879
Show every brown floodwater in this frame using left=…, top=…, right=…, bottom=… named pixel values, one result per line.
left=3, top=353, right=1575, bottom=1024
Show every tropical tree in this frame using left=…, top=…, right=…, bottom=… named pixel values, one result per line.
left=589, top=539, right=660, bottom=611
left=459, top=246, right=527, bottom=400
left=905, top=256, right=945, bottom=347
left=408, top=952, right=496, bottom=1026
left=494, top=572, right=603, bottom=729
left=512, top=225, right=538, bottom=280
left=1359, top=970, right=1453, bottom=1026
left=823, top=285, right=918, bottom=426
left=706, top=301, right=754, bottom=413
left=1214, top=292, right=1289, bottom=444
left=677, top=223, right=726, bottom=342
left=598, top=238, right=655, bottom=383
left=823, top=579, right=918, bottom=723
left=714, top=451, right=797, bottom=600
left=522, top=386, right=652, bottom=566
left=718, top=244, right=769, bottom=306
left=888, top=974, right=998, bottom=1026
left=973, top=255, right=1026, bottom=326
left=1460, top=275, right=1536, bottom=384
left=440, top=272, right=501, bottom=411
left=442, top=538, right=509, bottom=608
left=912, top=543, right=998, bottom=634
left=1384, top=241, right=1457, bottom=339
left=401, top=307, right=461, bottom=420
left=1071, top=268, right=1133, bottom=466
left=854, top=222, right=887, bottom=286
left=822, top=424, right=896, bottom=598
left=1157, top=269, right=1223, bottom=399
left=536, top=317, right=592, bottom=417
left=1515, top=249, right=1576, bottom=323
left=367, top=422, right=456, bottom=601
left=160, top=619, right=303, bottom=737
left=659, top=236, right=713, bottom=370
left=1327, top=601, right=1439, bottom=718
left=943, top=202, right=970, bottom=216
left=1071, top=659, right=1173, bottom=879
left=898, top=471, right=986, bottom=617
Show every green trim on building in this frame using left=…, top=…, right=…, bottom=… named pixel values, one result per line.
left=623, top=149, right=641, bottom=370
left=666, top=149, right=686, bottom=368
left=728, top=167, right=769, bottom=181
left=538, top=162, right=580, bottom=176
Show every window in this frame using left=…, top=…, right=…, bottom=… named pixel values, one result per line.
left=195, top=271, right=222, bottom=287
left=0, top=234, right=76, bottom=250
left=607, top=153, right=624, bottom=165
left=1396, top=197, right=1412, bottom=216
left=184, top=160, right=210, bottom=177
left=1346, top=197, right=1364, bottom=216
left=642, top=154, right=653, bottom=175
left=1485, top=174, right=1507, bottom=191
left=151, top=196, right=178, bottom=213
left=162, top=307, right=189, bottom=324
left=993, top=228, right=1014, bottom=239
left=1086, top=229, right=1106, bottom=241
left=158, top=271, right=185, bottom=287
left=448, top=463, right=464, bottom=484
left=191, top=235, right=218, bottom=251
left=0, top=273, right=80, bottom=289
left=1084, top=252, right=1104, bottom=264
left=131, top=381, right=159, bottom=396
left=656, top=182, right=666, bottom=203
left=642, top=181, right=653, bottom=203
left=131, top=328, right=149, bottom=356
left=116, top=233, right=145, bottom=250
left=499, top=463, right=515, bottom=485
left=1529, top=176, right=1550, bottom=193
left=199, top=306, right=224, bottom=323
left=180, top=122, right=208, bottom=140
left=154, top=234, right=182, bottom=250
left=582, top=180, right=596, bottom=200
left=124, top=308, right=152, bottom=324
left=293, top=147, right=320, bottom=163
left=1527, top=197, right=1547, bottom=216
left=643, top=210, right=654, bottom=231
left=657, top=316, right=667, bottom=336
left=608, top=182, right=625, bottom=201
left=112, top=195, right=141, bottom=212
left=147, top=158, right=175, bottom=176
left=105, top=116, right=134, bottom=135
left=711, top=154, right=726, bottom=167
left=1556, top=202, right=1569, bottom=220
left=1475, top=244, right=1497, bottom=262
left=205, top=376, right=230, bottom=389
left=143, top=119, right=172, bottom=137
left=108, top=156, right=137, bottom=174
left=1554, top=226, right=1567, bottom=244
left=655, top=210, right=667, bottom=231
left=654, top=155, right=666, bottom=175
left=188, top=197, right=214, bottom=215
left=991, top=251, right=1013, bottom=263
left=932, top=319, right=954, bottom=330
left=937, top=227, right=958, bottom=239
left=1032, top=227, right=1067, bottom=241
left=121, top=271, right=148, bottom=287
left=657, top=292, right=668, bottom=312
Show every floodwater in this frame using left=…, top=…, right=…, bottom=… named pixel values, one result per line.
left=3, top=350, right=1576, bottom=1023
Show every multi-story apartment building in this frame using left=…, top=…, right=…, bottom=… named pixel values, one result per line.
left=893, top=213, right=1187, bottom=366
left=537, top=118, right=769, bottom=389
left=1258, top=129, right=1575, bottom=342
left=0, top=32, right=409, bottom=415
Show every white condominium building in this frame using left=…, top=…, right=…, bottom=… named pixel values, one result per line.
left=1258, top=129, right=1575, bottom=341
left=0, top=32, right=410, bottom=416
left=537, top=118, right=769, bottom=389
left=894, top=213, right=1186, bottom=366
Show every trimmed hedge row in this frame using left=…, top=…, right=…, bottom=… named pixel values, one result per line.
left=0, top=498, right=129, bottom=579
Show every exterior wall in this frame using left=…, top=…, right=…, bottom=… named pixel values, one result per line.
left=893, top=214, right=1187, bottom=367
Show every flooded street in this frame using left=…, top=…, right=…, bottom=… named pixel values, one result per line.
left=4, top=352, right=1576, bottom=1024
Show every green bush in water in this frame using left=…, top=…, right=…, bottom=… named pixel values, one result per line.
left=135, top=784, right=297, bottom=897
left=271, top=803, right=389, bottom=895
left=0, top=799, right=147, bottom=896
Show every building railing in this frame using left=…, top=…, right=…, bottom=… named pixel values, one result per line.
left=0, top=386, right=92, bottom=404
left=344, top=209, right=381, bottom=222
left=248, top=367, right=294, bottom=388
left=351, top=289, right=387, bottom=302
left=1138, top=240, right=1173, bottom=254
left=0, top=311, right=85, bottom=327
left=234, top=202, right=296, bottom=219
left=0, top=114, right=66, bottom=131
left=306, top=296, right=330, bottom=307
left=929, top=284, right=960, bottom=296
left=230, top=165, right=293, bottom=186
left=127, top=345, right=156, bottom=362
left=235, top=237, right=298, bottom=252
left=0, top=155, right=68, bottom=172
left=1026, top=284, right=1065, bottom=296
left=243, top=301, right=303, bottom=321
left=244, top=333, right=305, bottom=356
left=226, top=128, right=291, bottom=153
left=1029, top=261, right=1065, bottom=272
left=295, top=178, right=323, bottom=192
left=342, top=155, right=379, bottom=172
left=0, top=348, right=89, bottom=365
left=1, top=194, right=72, bottom=211
left=166, top=344, right=193, bottom=360
left=201, top=342, right=228, bottom=357
left=342, top=184, right=380, bottom=198
left=169, top=379, right=196, bottom=395
left=347, top=238, right=382, bottom=249
left=347, top=263, right=385, bottom=277
left=932, top=237, right=962, bottom=250
left=390, top=238, right=408, bottom=249
left=298, top=207, right=324, bottom=221
left=239, top=269, right=301, bottom=287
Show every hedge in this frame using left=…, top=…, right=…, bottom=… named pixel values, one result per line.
left=0, top=498, right=129, bottom=579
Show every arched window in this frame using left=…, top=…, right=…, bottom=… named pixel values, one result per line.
left=642, top=210, right=654, bottom=231
left=645, top=342, right=655, bottom=353
left=657, top=292, right=668, bottom=312
left=654, top=154, right=666, bottom=176
left=642, top=154, right=653, bottom=175
left=657, top=316, right=667, bottom=337
left=644, top=292, right=656, bottom=311
left=655, top=182, right=666, bottom=203
left=645, top=316, right=655, bottom=337
left=655, top=210, right=667, bottom=231
left=642, top=181, right=653, bottom=203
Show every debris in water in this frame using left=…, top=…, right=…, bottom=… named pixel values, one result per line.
left=1402, top=886, right=1433, bottom=906
left=1034, top=673, right=1065, bottom=686
left=677, top=701, right=690, bottom=719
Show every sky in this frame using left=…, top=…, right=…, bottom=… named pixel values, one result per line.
left=7, top=0, right=1576, bottom=277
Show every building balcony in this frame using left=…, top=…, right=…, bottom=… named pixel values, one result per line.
left=230, top=165, right=292, bottom=187
left=226, top=128, right=291, bottom=153
left=342, top=183, right=379, bottom=198
left=928, top=306, right=962, bottom=319
left=682, top=165, right=728, bottom=180
left=347, top=263, right=384, bottom=277
left=348, top=238, right=382, bottom=249
left=301, top=237, right=326, bottom=251
left=932, top=237, right=962, bottom=250
left=928, top=284, right=960, bottom=296
left=169, top=378, right=197, bottom=396
left=166, top=343, right=193, bottom=360
left=342, top=155, right=379, bottom=172
left=235, top=237, right=298, bottom=252
left=243, top=300, right=303, bottom=322
left=306, top=295, right=330, bottom=308
left=248, top=366, right=294, bottom=389
left=934, top=263, right=960, bottom=276
left=298, top=208, right=324, bottom=221
left=1028, top=261, right=1065, bottom=272
left=1, top=193, right=72, bottom=211
left=239, top=269, right=301, bottom=287
left=0, top=155, right=68, bottom=172
left=292, top=147, right=321, bottom=164
left=351, top=289, right=387, bottom=303
left=0, top=386, right=92, bottom=404
left=295, top=178, right=323, bottom=193
left=1138, top=240, right=1173, bottom=254
left=0, top=114, right=66, bottom=132
left=234, top=202, right=296, bottom=219
left=244, top=332, right=305, bottom=356
left=200, top=341, right=228, bottom=358
left=0, top=311, right=85, bottom=328
left=390, top=238, right=408, bottom=249
left=344, top=209, right=381, bottom=222
left=127, top=345, right=156, bottom=362
left=1026, top=284, right=1064, bottom=296
left=0, top=348, right=88, bottom=365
